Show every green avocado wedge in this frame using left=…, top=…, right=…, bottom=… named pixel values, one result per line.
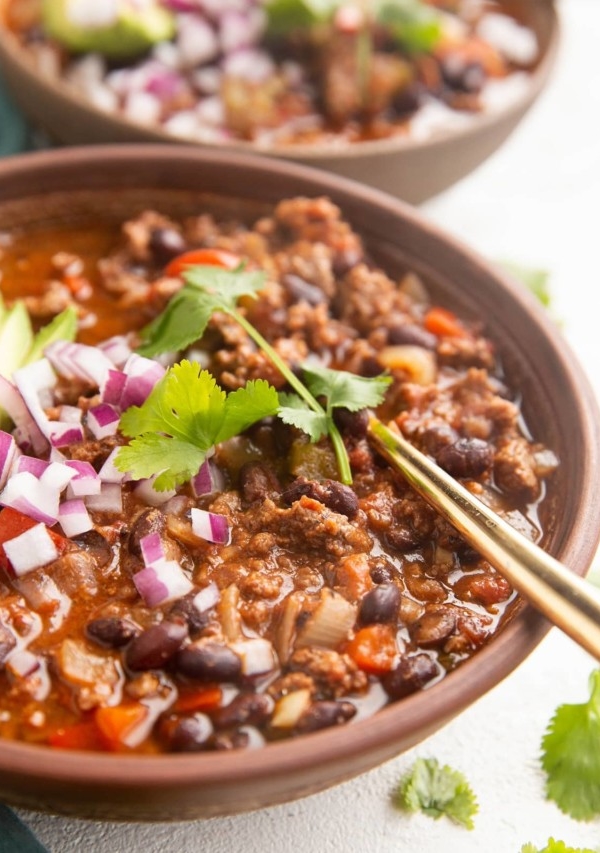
left=42, top=0, right=176, bottom=59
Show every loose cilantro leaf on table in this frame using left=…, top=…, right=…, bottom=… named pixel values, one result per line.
left=392, top=757, right=478, bottom=830
left=499, top=261, right=552, bottom=308
left=521, top=841, right=597, bottom=853
left=136, top=263, right=390, bottom=484
left=116, top=360, right=279, bottom=490
left=541, top=669, right=600, bottom=822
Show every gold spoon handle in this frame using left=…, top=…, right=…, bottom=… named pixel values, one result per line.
left=367, top=417, right=600, bottom=662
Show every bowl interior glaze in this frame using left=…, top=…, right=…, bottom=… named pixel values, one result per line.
left=0, top=0, right=559, bottom=203
left=0, top=145, right=598, bottom=821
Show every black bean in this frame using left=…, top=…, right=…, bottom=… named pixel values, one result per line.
left=409, top=609, right=457, bottom=649
left=71, top=530, right=113, bottom=568
left=212, top=693, right=274, bottom=729
left=238, top=461, right=281, bottom=504
left=0, top=623, right=16, bottom=666
left=435, top=437, right=493, bottom=479
left=332, top=245, right=363, bottom=277
left=441, top=56, right=485, bottom=94
left=86, top=617, right=140, bottom=649
left=125, top=620, right=188, bottom=671
left=359, top=583, right=401, bottom=625
left=168, top=594, right=211, bottom=637
left=213, top=730, right=251, bottom=751
left=175, top=642, right=242, bottom=683
left=295, top=700, right=357, bottom=734
left=421, top=422, right=458, bottom=456
left=127, top=508, right=166, bottom=558
left=332, top=408, right=369, bottom=439
left=282, top=273, right=327, bottom=306
left=387, top=323, right=437, bottom=350
left=382, top=653, right=439, bottom=701
left=149, top=227, right=187, bottom=265
left=167, top=714, right=213, bottom=753
left=281, top=477, right=359, bottom=519
left=369, top=562, right=394, bottom=584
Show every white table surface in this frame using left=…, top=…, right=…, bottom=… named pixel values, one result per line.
left=16, top=1, right=600, bottom=850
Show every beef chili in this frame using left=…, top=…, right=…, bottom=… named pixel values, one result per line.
left=5, top=0, right=540, bottom=147
left=0, top=195, right=557, bottom=754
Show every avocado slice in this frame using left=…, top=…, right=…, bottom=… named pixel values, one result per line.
left=42, top=0, right=176, bottom=59
left=0, top=301, right=34, bottom=381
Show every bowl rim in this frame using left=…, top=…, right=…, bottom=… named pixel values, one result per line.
left=0, top=141, right=597, bottom=800
left=0, top=0, right=560, bottom=161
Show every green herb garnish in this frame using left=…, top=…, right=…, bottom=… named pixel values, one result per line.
left=392, top=757, right=478, bottom=830
left=521, top=841, right=597, bottom=853
left=135, top=264, right=390, bottom=484
left=541, top=669, right=600, bottom=822
left=500, top=261, right=552, bottom=309
left=115, top=360, right=279, bottom=491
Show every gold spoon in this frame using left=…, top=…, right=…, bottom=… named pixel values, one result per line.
left=367, top=417, right=600, bottom=662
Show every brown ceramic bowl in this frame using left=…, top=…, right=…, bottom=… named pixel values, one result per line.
left=0, top=0, right=559, bottom=204
left=0, top=144, right=598, bottom=821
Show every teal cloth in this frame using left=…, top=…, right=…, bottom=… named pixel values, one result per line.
left=0, top=69, right=32, bottom=156
left=0, top=76, right=48, bottom=853
left=0, top=805, right=48, bottom=853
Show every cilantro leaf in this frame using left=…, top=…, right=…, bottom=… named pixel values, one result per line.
left=521, top=841, right=597, bottom=853
left=135, top=262, right=392, bottom=484
left=116, top=434, right=205, bottom=492
left=137, top=265, right=267, bottom=358
left=277, top=393, right=329, bottom=442
left=301, top=363, right=391, bottom=412
left=392, top=757, right=478, bottom=830
left=116, top=360, right=279, bottom=490
left=499, top=261, right=552, bottom=308
left=541, top=669, right=600, bottom=822
left=377, top=0, right=443, bottom=54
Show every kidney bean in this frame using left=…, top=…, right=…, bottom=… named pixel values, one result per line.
left=86, top=617, right=140, bottom=649
left=295, top=700, right=357, bottom=734
left=125, top=620, right=188, bottom=671
left=282, top=477, right=359, bottom=519
left=175, top=642, right=242, bottom=683
left=149, top=227, right=187, bottom=264
left=409, top=608, right=457, bottom=649
left=167, top=713, right=213, bottom=753
left=238, top=461, right=281, bottom=504
left=435, top=438, right=493, bottom=479
left=387, top=323, right=437, bottom=350
left=359, top=583, right=401, bottom=625
left=212, top=693, right=274, bottom=730
left=382, top=653, right=439, bottom=701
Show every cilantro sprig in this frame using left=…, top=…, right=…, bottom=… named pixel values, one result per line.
left=541, top=668, right=600, bottom=822
left=115, top=360, right=279, bottom=491
left=392, top=757, right=478, bottom=830
left=521, top=842, right=597, bottom=853
left=136, top=264, right=390, bottom=484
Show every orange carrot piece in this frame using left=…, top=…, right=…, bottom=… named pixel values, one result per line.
left=423, top=306, right=469, bottom=339
left=95, top=703, right=147, bottom=749
left=47, top=720, right=106, bottom=751
left=346, top=624, right=398, bottom=674
left=165, top=248, right=241, bottom=277
left=173, top=686, right=222, bottom=714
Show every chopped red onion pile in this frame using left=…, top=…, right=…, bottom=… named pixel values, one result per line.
left=0, top=334, right=227, bottom=581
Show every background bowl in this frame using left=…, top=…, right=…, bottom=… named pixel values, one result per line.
left=0, top=0, right=559, bottom=204
left=0, top=144, right=598, bottom=821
